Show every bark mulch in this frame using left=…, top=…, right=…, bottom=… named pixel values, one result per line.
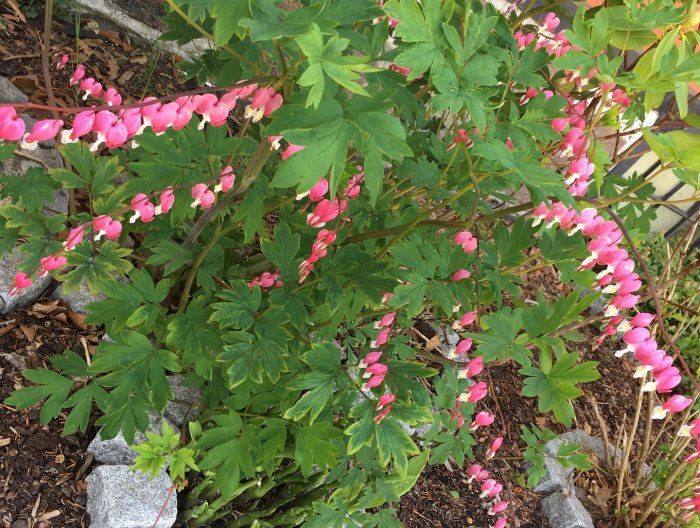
left=0, top=301, right=102, bottom=528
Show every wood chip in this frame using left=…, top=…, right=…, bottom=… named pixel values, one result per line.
left=39, top=510, right=61, bottom=521
left=19, top=324, right=36, bottom=342
left=117, top=70, right=134, bottom=85
left=107, top=58, right=119, bottom=80
left=0, top=438, right=10, bottom=447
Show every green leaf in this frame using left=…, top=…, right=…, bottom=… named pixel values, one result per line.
left=146, top=240, right=194, bottom=276
left=1, top=167, right=59, bottom=212
left=210, top=282, right=262, bottom=330
left=295, top=422, right=343, bottom=477
left=260, top=222, right=300, bottom=281
left=284, top=372, right=335, bottom=423
left=60, top=242, right=133, bottom=294
left=5, top=369, right=74, bottom=425
left=375, top=417, right=420, bottom=475
left=520, top=352, right=600, bottom=426
left=212, top=0, right=248, bottom=45
left=63, top=384, right=109, bottom=435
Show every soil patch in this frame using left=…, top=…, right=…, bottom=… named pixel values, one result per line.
left=107, top=0, right=168, bottom=31
left=0, top=301, right=102, bottom=528
left=0, top=4, right=189, bottom=113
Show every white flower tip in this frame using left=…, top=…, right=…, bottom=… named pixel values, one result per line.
left=604, top=306, right=619, bottom=318
left=641, top=381, right=657, bottom=393
left=651, top=406, right=668, bottom=420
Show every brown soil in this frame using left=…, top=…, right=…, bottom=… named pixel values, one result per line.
left=0, top=301, right=103, bottom=528
left=0, top=4, right=188, bottom=112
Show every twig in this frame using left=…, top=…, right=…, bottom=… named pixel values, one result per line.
left=151, top=484, right=176, bottom=528
left=589, top=394, right=611, bottom=468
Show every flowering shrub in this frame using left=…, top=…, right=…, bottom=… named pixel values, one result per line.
left=2, top=1, right=700, bottom=526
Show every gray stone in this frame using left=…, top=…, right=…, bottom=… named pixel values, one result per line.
left=88, top=413, right=175, bottom=466
left=0, top=75, right=28, bottom=104
left=86, top=465, right=176, bottom=528
left=533, top=455, right=575, bottom=495
left=541, top=491, right=594, bottom=528
left=52, top=280, right=105, bottom=313
left=424, top=321, right=470, bottom=363
left=164, top=375, right=202, bottom=428
left=0, top=249, right=53, bottom=314
left=579, top=289, right=605, bottom=315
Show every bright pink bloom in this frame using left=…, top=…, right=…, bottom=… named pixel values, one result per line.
left=364, top=363, right=388, bottom=377
left=467, top=464, right=485, bottom=483
left=9, top=272, right=32, bottom=296
left=309, top=179, right=329, bottom=202
left=376, top=393, right=395, bottom=410
left=346, top=171, right=364, bottom=198
left=360, top=351, right=382, bottom=368
left=486, top=436, right=504, bottom=460
left=550, top=117, right=569, bottom=133
left=453, top=311, right=477, bottom=330
left=191, top=183, right=215, bottom=209
left=64, top=226, right=85, bottom=251
left=459, top=381, right=487, bottom=403
left=374, top=312, right=396, bottom=329
left=630, top=313, right=655, bottom=328
left=362, top=374, right=385, bottom=390
left=307, top=199, right=341, bottom=228
left=61, top=110, right=94, bottom=143
left=156, top=187, right=175, bottom=215
left=489, top=500, right=509, bottom=515
left=455, top=338, right=473, bottom=355
left=215, top=166, right=235, bottom=193
left=543, top=12, right=560, bottom=32
left=469, top=411, right=495, bottom=430
left=466, top=356, right=484, bottom=378
left=0, top=108, right=26, bottom=141
left=493, top=518, right=508, bottom=528
left=56, top=54, right=69, bottom=70
left=22, top=119, right=64, bottom=149
left=371, top=327, right=391, bottom=348
left=451, top=269, right=471, bottom=281
left=39, top=255, right=67, bottom=277
left=69, top=64, right=85, bottom=86
left=103, top=87, right=122, bottom=106
left=80, top=78, right=103, bottom=100
left=281, top=143, right=304, bottom=161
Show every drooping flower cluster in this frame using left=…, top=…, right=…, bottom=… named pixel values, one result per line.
left=1, top=61, right=282, bottom=154
left=297, top=169, right=365, bottom=283
left=248, top=270, right=283, bottom=290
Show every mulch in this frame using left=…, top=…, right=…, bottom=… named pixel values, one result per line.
left=0, top=300, right=102, bottom=528
left=0, top=2, right=189, bottom=112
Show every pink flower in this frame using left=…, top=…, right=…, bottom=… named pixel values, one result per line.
left=451, top=269, right=471, bottom=281
left=61, top=110, right=95, bottom=143
left=39, top=255, right=67, bottom=277
left=309, top=179, right=329, bottom=202
left=103, top=87, right=122, bottom=107
left=376, top=393, right=395, bottom=410
left=454, top=231, right=477, bottom=253
left=458, top=356, right=484, bottom=379
left=362, top=374, right=385, bottom=390
left=215, top=166, right=235, bottom=193
left=550, top=117, right=569, bottom=133
left=489, top=500, right=509, bottom=516
left=63, top=226, right=85, bottom=251
left=92, top=216, right=122, bottom=241
left=543, top=12, right=560, bottom=32
left=469, top=411, right=495, bottom=431
left=363, top=363, right=388, bottom=378
left=130, top=193, right=155, bottom=223
left=453, top=311, right=477, bottom=330
left=69, top=64, right=85, bottom=86
left=21, top=119, right=64, bottom=150
left=0, top=108, right=26, bottom=141
left=486, top=436, right=504, bottom=460
left=267, top=135, right=283, bottom=150
left=346, top=171, right=364, bottom=199
left=493, top=517, right=508, bottom=528
left=80, top=77, right=103, bottom=100
left=360, top=351, right=382, bottom=368
left=467, top=464, right=485, bottom=483
left=455, top=338, right=473, bottom=355
left=374, top=312, right=396, bottom=329
left=56, top=54, right=69, bottom=70
left=156, top=187, right=175, bottom=215
left=459, top=381, right=487, bottom=403
left=371, top=327, right=391, bottom=348
left=307, top=199, right=341, bottom=228
left=191, top=183, right=216, bottom=209
left=652, top=395, right=693, bottom=419
left=9, top=272, right=32, bottom=296
left=281, top=143, right=304, bottom=161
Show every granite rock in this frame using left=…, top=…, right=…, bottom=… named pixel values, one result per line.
left=88, top=413, right=175, bottom=466
left=542, top=491, right=594, bottom=528
left=86, top=465, right=176, bottom=528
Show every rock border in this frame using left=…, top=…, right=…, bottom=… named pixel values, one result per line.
left=74, top=0, right=209, bottom=60
left=535, top=429, right=652, bottom=528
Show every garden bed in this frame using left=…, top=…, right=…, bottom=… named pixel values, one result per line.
left=0, top=301, right=101, bottom=528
